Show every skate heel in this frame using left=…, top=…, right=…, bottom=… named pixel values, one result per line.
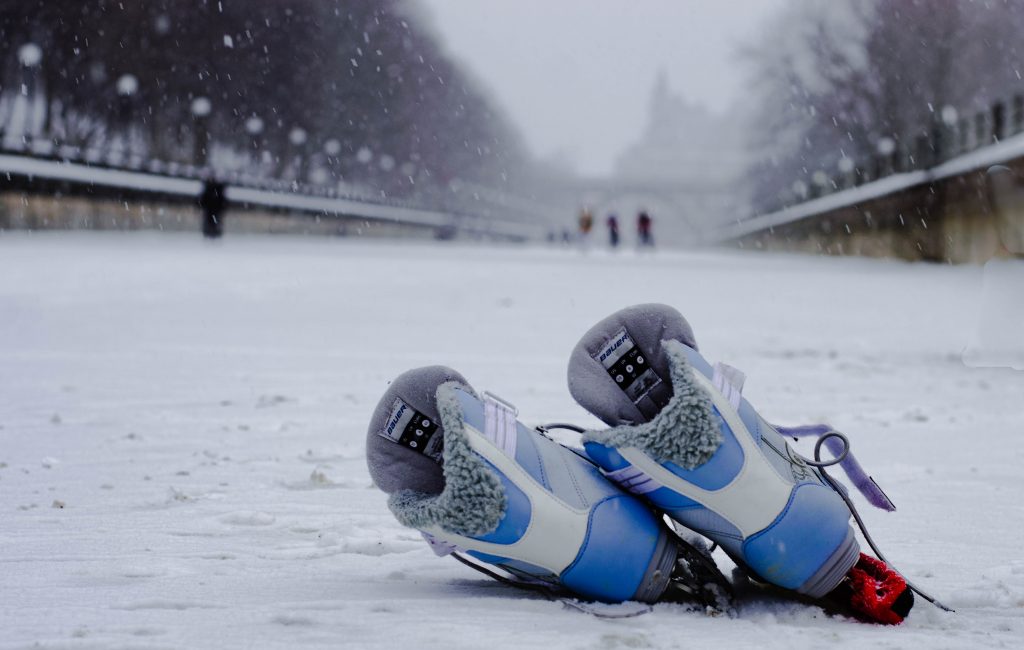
left=795, top=526, right=859, bottom=599
left=741, top=484, right=861, bottom=599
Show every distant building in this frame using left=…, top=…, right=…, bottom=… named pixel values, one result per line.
left=600, top=71, right=748, bottom=241
left=614, top=71, right=747, bottom=187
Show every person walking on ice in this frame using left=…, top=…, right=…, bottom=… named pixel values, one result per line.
left=606, top=213, right=620, bottom=248
left=577, top=207, right=594, bottom=248
left=637, top=210, right=653, bottom=248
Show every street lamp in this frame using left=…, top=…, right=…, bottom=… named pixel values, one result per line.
left=837, top=157, right=855, bottom=189
left=17, top=43, right=42, bottom=68
left=876, top=136, right=896, bottom=177
left=191, top=96, right=212, bottom=118
left=190, top=96, right=212, bottom=167
left=115, top=74, right=139, bottom=162
left=116, top=74, right=139, bottom=97
left=288, top=128, right=308, bottom=182
left=245, top=116, right=264, bottom=136
left=792, top=179, right=809, bottom=200
left=940, top=106, right=958, bottom=127
left=245, top=115, right=264, bottom=166
left=15, top=43, right=43, bottom=147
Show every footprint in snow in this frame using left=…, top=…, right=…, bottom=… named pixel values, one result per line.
left=271, top=614, right=316, bottom=627
left=219, top=511, right=276, bottom=526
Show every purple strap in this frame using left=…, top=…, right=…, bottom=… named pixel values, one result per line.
left=773, top=423, right=896, bottom=512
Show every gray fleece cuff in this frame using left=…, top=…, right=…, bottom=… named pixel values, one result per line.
left=388, top=382, right=507, bottom=538
left=583, top=340, right=722, bottom=470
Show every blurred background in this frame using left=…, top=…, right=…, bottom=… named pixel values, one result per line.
left=5, top=4, right=1024, bottom=645
left=3, top=0, right=1023, bottom=259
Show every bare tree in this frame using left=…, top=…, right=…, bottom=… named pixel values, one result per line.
left=743, top=0, right=1024, bottom=213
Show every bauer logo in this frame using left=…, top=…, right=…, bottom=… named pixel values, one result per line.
left=597, top=328, right=633, bottom=366
left=382, top=399, right=412, bottom=442
left=378, top=398, right=442, bottom=463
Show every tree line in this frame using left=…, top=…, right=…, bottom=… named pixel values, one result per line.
left=0, top=0, right=528, bottom=201
left=743, top=0, right=1024, bottom=213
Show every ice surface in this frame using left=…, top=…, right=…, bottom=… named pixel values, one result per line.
left=1, top=233, right=1022, bottom=648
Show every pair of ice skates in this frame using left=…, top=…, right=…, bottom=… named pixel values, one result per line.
left=366, top=304, right=945, bottom=624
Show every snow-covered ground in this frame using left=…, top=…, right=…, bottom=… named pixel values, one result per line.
left=2, top=232, right=1022, bottom=649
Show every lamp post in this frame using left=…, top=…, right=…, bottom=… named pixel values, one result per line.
left=837, top=156, right=855, bottom=189
left=190, top=96, right=212, bottom=168
left=244, top=115, right=264, bottom=176
left=940, top=105, right=959, bottom=157
left=16, top=43, right=43, bottom=146
left=116, top=74, right=139, bottom=162
left=792, top=179, right=809, bottom=202
left=811, top=170, right=830, bottom=197
left=289, top=127, right=307, bottom=182
left=876, top=137, right=896, bottom=177
left=245, top=115, right=264, bottom=149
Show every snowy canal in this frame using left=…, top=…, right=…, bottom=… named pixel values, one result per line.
left=1, top=233, right=1022, bottom=648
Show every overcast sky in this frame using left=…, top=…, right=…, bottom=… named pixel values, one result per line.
left=418, top=0, right=785, bottom=176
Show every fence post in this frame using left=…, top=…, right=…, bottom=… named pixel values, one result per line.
left=1013, top=95, right=1024, bottom=135
left=932, top=117, right=948, bottom=163
left=959, top=116, right=971, bottom=153
left=992, top=101, right=1006, bottom=142
left=975, top=111, right=989, bottom=149
left=897, top=141, right=912, bottom=172
left=914, top=133, right=932, bottom=168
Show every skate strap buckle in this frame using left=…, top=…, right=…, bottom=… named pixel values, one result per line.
left=481, top=391, right=519, bottom=457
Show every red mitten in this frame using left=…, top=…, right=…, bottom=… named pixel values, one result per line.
left=842, top=553, right=914, bottom=624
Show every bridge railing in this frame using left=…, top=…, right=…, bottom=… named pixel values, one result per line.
left=0, top=135, right=551, bottom=241
left=756, top=94, right=1024, bottom=217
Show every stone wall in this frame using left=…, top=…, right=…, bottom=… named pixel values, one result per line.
left=0, top=192, right=440, bottom=240
left=734, top=163, right=1024, bottom=264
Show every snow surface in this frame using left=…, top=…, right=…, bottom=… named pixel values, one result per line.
left=2, top=233, right=1023, bottom=649
left=964, top=259, right=1024, bottom=370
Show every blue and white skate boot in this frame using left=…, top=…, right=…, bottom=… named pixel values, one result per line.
left=567, top=304, right=862, bottom=600
left=366, top=365, right=732, bottom=610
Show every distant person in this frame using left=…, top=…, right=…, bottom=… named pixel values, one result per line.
left=637, top=210, right=653, bottom=247
left=578, top=208, right=594, bottom=245
left=199, top=178, right=227, bottom=238
left=607, top=213, right=620, bottom=248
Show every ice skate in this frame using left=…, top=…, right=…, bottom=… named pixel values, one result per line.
left=567, top=304, right=932, bottom=623
left=366, top=365, right=733, bottom=612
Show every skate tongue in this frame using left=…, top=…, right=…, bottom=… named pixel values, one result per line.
left=568, top=304, right=699, bottom=426
left=366, top=365, right=473, bottom=496
left=379, top=396, right=444, bottom=463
